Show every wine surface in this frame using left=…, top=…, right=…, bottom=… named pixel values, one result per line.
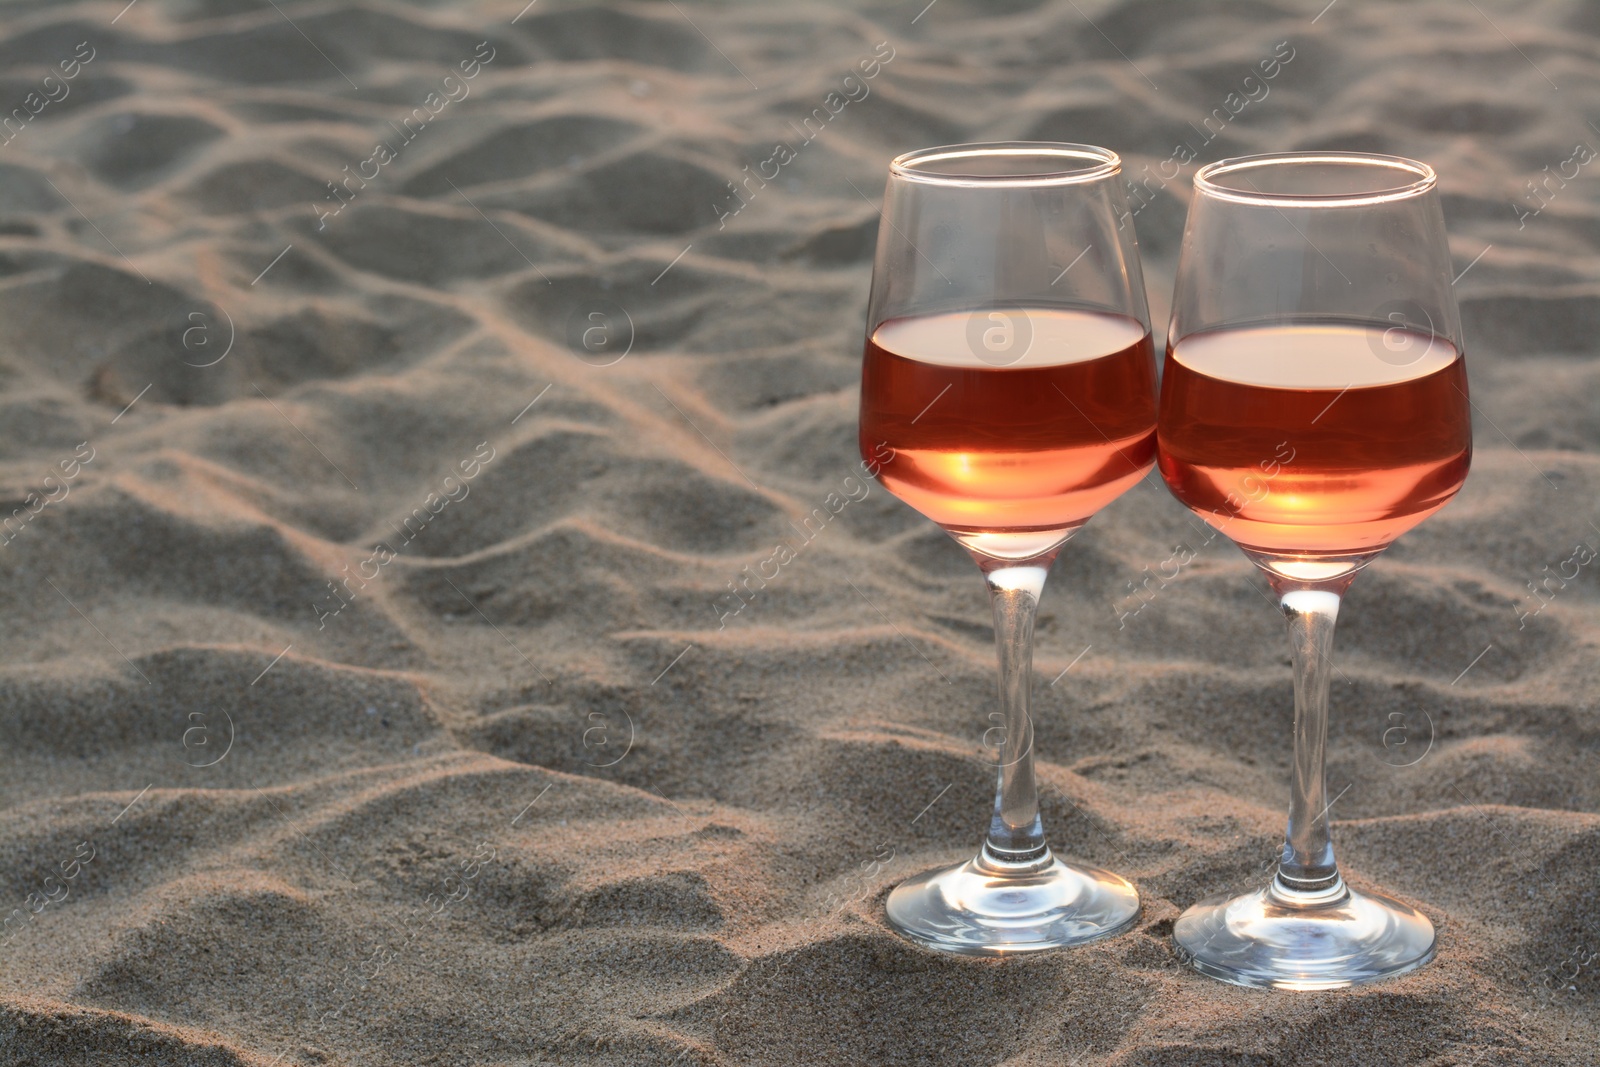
left=859, top=307, right=1156, bottom=535
left=1158, top=322, right=1472, bottom=555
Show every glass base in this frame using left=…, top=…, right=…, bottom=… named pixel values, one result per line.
left=1173, top=880, right=1436, bottom=990
left=884, top=848, right=1139, bottom=956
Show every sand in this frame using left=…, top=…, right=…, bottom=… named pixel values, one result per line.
left=0, top=0, right=1593, bottom=1064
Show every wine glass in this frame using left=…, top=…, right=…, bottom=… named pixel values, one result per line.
left=859, top=142, right=1155, bottom=954
left=1159, top=152, right=1472, bottom=989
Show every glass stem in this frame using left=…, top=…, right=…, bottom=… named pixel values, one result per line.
left=1273, top=588, right=1346, bottom=903
left=979, top=558, right=1054, bottom=866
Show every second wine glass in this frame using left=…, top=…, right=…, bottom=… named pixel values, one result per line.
left=1159, top=152, right=1472, bottom=989
left=859, top=142, right=1154, bottom=954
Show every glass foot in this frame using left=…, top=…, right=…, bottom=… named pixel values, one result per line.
left=884, top=849, right=1139, bottom=956
left=1173, top=880, right=1436, bottom=990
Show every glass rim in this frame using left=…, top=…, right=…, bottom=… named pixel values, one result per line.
left=1194, top=151, right=1437, bottom=207
left=889, top=141, right=1120, bottom=188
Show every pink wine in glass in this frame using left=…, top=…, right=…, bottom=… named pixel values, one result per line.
left=865, top=143, right=1153, bottom=957
left=1164, top=151, right=1465, bottom=990
left=860, top=307, right=1157, bottom=538
left=1158, top=322, right=1472, bottom=557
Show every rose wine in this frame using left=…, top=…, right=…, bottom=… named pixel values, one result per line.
left=1158, top=322, right=1472, bottom=556
left=859, top=307, right=1156, bottom=535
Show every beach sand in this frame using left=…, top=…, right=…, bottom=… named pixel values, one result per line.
left=0, top=0, right=1593, bottom=1063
